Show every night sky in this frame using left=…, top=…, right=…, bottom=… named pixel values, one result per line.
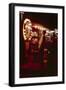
left=21, top=12, right=58, bottom=30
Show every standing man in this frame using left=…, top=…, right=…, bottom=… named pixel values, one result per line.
left=39, top=30, right=46, bottom=64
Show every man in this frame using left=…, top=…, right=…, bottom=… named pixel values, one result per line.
left=30, top=31, right=39, bottom=63
left=39, top=30, right=46, bottom=64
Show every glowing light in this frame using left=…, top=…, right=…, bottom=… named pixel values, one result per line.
left=33, top=23, right=49, bottom=31
left=22, top=19, right=58, bottom=41
left=23, top=18, right=32, bottom=40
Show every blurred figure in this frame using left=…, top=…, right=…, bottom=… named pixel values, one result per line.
left=47, top=32, right=58, bottom=75
left=29, top=30, right=39, bottom=62
left=39, top=30, right=46, bottom=64
left=23, top=18, right=32, bottom=63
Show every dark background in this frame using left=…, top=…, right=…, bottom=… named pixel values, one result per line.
left=21, top=12, right=58, bottom=30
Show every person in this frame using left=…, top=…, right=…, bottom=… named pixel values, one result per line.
left=39, top=30, right=46, bottom=64
left=30, top=31, right=39, bottom=63
left=47, top=32, right=57, bottom=75
left=22, top=18, right=33, bottom=63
